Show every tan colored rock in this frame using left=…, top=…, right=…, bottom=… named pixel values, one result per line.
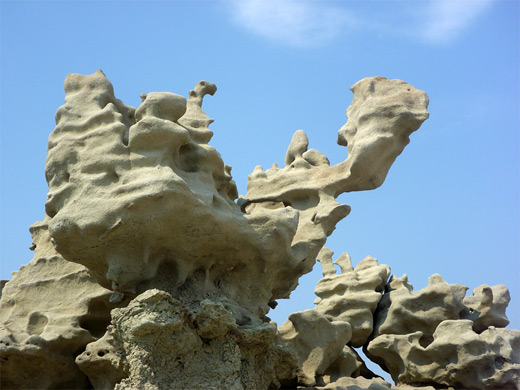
left=463, top=284, right=511, bottom=332
left=337, top=77, right=429, bottom=191
left=370, top=274, right=468, bottom=346
left=244, top=77, right=429, bottom=203
left=42, top=71, right=313, bottom=325
left=314, top=248, right=390, bottom=347
left=365, top=273, right=518, bottom=389
left=241, top=76, right=428, bottom=295
left=96, top=289, right=297, bottom=390
left=367, top=320, right=520, bottom=389
left=277, top=309, right=352, bottom=387
left=320, top=376, right=392, bottom=389
left=2, top=73, right=449, bottom=390
left=0, top=220, right=117, bottom=389
left=321, top=345, right=379, bottom=385
left=44, top=72, right=428, bottom=331
left=76, top=330, right=128, bottom=390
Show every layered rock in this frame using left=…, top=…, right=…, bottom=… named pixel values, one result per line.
left=314, top=248, right=390, bottom=347
left=0, top=221, right=119, bottom=389
left=3, top=72, right=518, bottom=390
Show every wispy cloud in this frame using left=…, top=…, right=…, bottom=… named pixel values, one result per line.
left=227, top=0, right=355, bottom=47
left=421, top=0, right=495, bottom=44
left=225, top=0, right=495, bottom=47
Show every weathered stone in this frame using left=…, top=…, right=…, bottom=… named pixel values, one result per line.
left=314, top=248, right=390, bottom=347
left=463, top=284, right=511, bottom=332
left=76, top=330, right=128, bottom=390
left=367, top=320, right=520, bottom=389
left=0, top=221, right=117, bottom=389
left=278, top=310, right=352, bottom=386
left=99, top=289, right=297, bottom=390
left=4, top=72, right=517, bottom=390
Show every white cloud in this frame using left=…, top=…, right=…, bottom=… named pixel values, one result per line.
left=225, top=0, right=495, bottom=47
left=421, top=0, right=495, bottom=44
left=227, top=0, right=355, bottom=47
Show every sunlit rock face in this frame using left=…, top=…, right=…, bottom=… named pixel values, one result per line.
left=313, top=249, right=391, bottom=348
left=44, top=71, right=429, bottom=328
left=364, top=273, right=520, bottom=389
left=0, top=221, right=119, bottom=389
left=337, top=77, right=429, bottom=191
left=45, top=70, right=302, bottom=324
left=6, top=72, right=518, bottom=390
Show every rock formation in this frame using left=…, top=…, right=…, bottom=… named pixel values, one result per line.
left=1, top=71, right=518, bottom=390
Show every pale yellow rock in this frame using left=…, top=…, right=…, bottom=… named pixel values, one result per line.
left=322, top=345, right=379, bottom=385
left=44, top=70, right=327, bottom=326
left=22, top=73, right=520, bottom=390
left=76, top=330, right=128, bottom=390
left=241, top=76, right=429, bottom=300
left=337, top=77, right=429, bottom=191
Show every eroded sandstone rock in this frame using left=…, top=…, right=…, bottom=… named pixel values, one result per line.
left=277, top=309, right=352, bottom=386
left=5, top=72, right=517, bottom=390
left=367, top=320, right=520, bottom=389
left=0, top=221, right=118, bottom=389
left=89, top=289, right=297, bottom=390
left=370, top=274, right=468, bottom=346
left=464, top=284, right=511, bottom=332
left=314, top=248, right=390, bottom=347
left=364, top=273, right=519, bottom=389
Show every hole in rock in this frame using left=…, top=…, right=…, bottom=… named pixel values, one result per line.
left=178, top=143, right=201, bottom=172
left=97, top=350, right=106, bottom=357
left=78, top=298, right=112, bottom=339
left=419, top=334, right=433, bottom=348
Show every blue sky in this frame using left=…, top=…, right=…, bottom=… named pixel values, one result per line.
left=1, top=0, right=519, bottom=355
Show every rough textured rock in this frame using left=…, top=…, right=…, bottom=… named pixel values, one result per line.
left=277, top=310, right=352, bottom=386
left=367, top=320, right=520, bottom=389
left=3, top=72, right=518, bottom=390
left=319, top=376, right=393, bottom=390
left=321, top=346, right=379, bottom=385
left=365, top=273, right=519, bottom=389
left=76, top=330, right=128, bottom=390
left=91, top=289, right=297, bottom=390
left=370, top=274, right=469, bottom=346
left=0, top=221, right=118, bottom=389
left=464, top=284, right=511, bottom=332
left=242, top=77, right=428, bottom=285
left=314, top=248, right=390, bottom=347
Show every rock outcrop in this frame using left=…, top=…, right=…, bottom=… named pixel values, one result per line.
left=364, top=273, right=519, bottom=389
left=0, top=221, right=120, bottom=389
left=367, top=320, right=519, bottom=389
left=1, top=71, right=518, bottom=390
left=314, top=248, right=390, bottom=347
